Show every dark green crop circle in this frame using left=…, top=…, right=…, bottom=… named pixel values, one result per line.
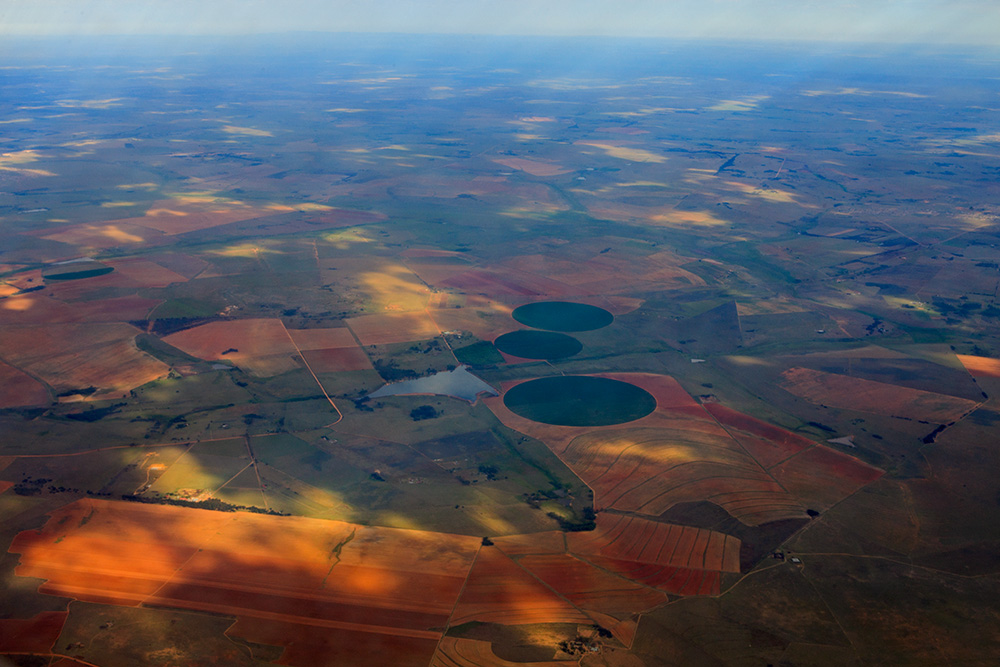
left=511, top=301, right=613, bottom=332
left=494, top=330, right=583, bottom=360
left=503, top=376, right=656, bottom=426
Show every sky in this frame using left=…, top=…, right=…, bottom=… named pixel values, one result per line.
left=0, top=0, right=998, bottom=45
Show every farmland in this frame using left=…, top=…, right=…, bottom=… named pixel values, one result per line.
left=2, top=33, right=1000, bottom=666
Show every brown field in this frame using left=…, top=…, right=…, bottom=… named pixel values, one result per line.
left=10, top=499, right=481, bottom=667
left=300, top=347, right=373, bottom=373
left=584, top=556, right=722, bottom=597
left=564, top=427, right=805, bottom=525
left=0, top=322, right=169, bottom=397
left=163, top=318, right=297, bottom=374
left=0, top=294, right=160, bottom=325
left=0, top=359, right=50, bottom=407
left=517, top=554, right=669, bottom=616
left=770, top=445, right=884, bottom=511
left=346, top=312, right=442, bottom=346
left=0, top=611, right=67, bottom=654
left=499, top=250, right=705, bottom=294
left=111, top=200, right=271, bottom=235
left=429, top=304, right=516, bottom=342
left=704, top=403, right=813, bottom=468
left=431, top=636, right=578, bottom=667
left=567, top=513, right=741, bottom=574
left=449, top=548, right=593, bottom=627
left=439, top=269, right=580, bottom=300
left=492, top=157, right=570, bottom=177
left=36, top=221, right=167, bottom=249
left=43, top=259, right=190, bottom=300
left=956, top=354, right=1000, bottom=378
left=287, top=327, right=358, bottom=350
left=780, top=367, right=979, bottom=422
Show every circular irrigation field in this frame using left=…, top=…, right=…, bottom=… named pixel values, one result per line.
left=511, top=301, right=613, bottom=332
left=494, top=330, right=583, bottom=360
left=503, top=376, right=656, bottom=427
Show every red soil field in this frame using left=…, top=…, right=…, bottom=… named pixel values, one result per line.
left=0, top=611, right=67, bottom=654
left=0, top=480, right=13, bottom=494
left=164, top=318, right=296, bottom=361
left=439, top=269, right=579, bottom=300
left=431, top=637, right=577, bottom=667
left=704, top=403, right=813, bottom=468
left=770, top=445, right=884, bottom=511
left=517, top=554, right=668, bottom=616
left=492, top=157, right=570, bottom=177
left=491, top=530, right=567, bottom=556
left=0, top=322, right=169, bottom=398
left=230, top=616, right=439, bottom=667
left=566, top=513, right=741, bottom=573
left=449, top=548, right=592, bottom=627
left=346, top=312, right=441, bottom=346
left=956, top=354, right=1000, bottom=378
left=9, top=499, right=480, bottom=667
left=0, top=294, right=160, bottom=325
left=0, top=359, right=50, bottom=408
left=780, top=367, right=978, bottom=422
left=585, top=555, right=722, bottom=597
left=286, top=327, right=358, bottom=350
left=301, top=347, right=373, bottom=373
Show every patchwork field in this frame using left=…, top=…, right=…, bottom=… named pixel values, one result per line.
left=10, top=499, right=481, bottom=666
left=1, top=35, right=997, bottom=667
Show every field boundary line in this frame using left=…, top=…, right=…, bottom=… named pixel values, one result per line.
left=279, top=321, right=343, bottom=426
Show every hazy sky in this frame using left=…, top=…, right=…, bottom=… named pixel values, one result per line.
left=1, top=0, right=998, bottom=45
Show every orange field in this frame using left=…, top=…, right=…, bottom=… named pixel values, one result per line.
left=0, top=359, right=50, bottom=408
left=0, top=322, right=168, bottom=398
left=449, top=548, right=593, bottom=627
left=956, top=354, right=1000, bottom=378
left=346, top=312, right=442, bottom=346
left=780, top=367, right=978, bottom=422
left=10, top=499, right=481, bottom=667
left=431, top=637, right=578, bottom=667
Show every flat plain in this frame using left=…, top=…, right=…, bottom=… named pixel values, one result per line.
left=1, top=34, right=999, bottom=666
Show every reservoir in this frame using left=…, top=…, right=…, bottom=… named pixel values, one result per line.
left=368, top=365, right=498, bottom=402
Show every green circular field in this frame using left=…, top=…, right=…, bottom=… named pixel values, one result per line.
left=494, top=330, right=583, bottom=360
left=503, top=376, right=656, bottom=427
left=511, top=301, right=613, bottom=332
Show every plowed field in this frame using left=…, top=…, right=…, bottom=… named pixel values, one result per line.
left=10, top=499, right=481, bottom=667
